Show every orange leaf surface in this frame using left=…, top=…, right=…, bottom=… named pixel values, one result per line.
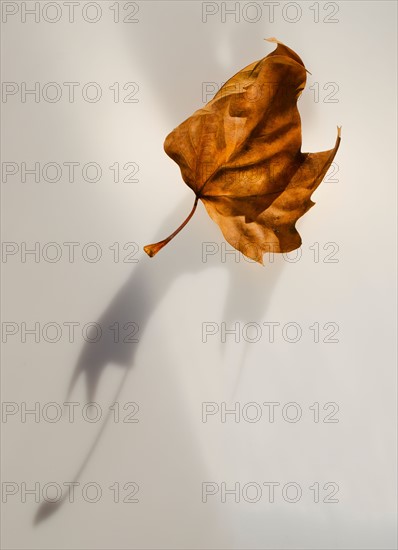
left=144, top=38, right=341, bottom=264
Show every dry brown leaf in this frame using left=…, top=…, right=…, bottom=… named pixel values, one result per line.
left=144, top=38, right=341, bottom=264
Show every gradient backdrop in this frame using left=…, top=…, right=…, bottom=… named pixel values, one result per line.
left=1, top=1, right=397, bottom=549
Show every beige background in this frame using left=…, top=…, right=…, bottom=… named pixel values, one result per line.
left=1, top=1, right=397, bottom=548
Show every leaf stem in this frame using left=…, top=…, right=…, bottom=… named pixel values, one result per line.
left=144, top=196, right=199, bottom=258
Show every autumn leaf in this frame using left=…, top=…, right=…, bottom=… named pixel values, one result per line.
left=144, top=38, right=341, bottom=264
